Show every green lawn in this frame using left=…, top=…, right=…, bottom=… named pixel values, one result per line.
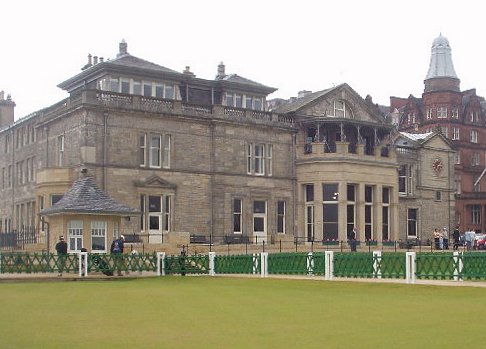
left=0, top=277, right=485, bottom=348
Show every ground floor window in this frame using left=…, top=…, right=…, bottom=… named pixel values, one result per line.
left=140, top=194, right=172, bottom=233
left=277, top=201, right=286, bottom=234
left=305, top=205, right=314, bottom=242
left=68, top=220, right=83, bottom=252
left=382, top=206, right=389, bottom=240
left=471, top=205, right=481, bottom=225
left=233, top=198, right=242, bottom=234
left=407, top=208, right=417, bottom=237
left=91, top=221, right=106, bottom=252
left=253, top=201, right=267, bottom=239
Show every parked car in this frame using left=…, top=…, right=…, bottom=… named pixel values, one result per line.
left=476, top=234, right=486, bottom=250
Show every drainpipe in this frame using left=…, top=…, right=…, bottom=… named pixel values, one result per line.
left=11, top=129, right=15, bottom=230
left=292, top=132, right=297, bottom=239
left=209, top=122, right=215, bottom=239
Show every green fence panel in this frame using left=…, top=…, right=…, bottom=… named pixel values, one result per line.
left=334, top=252, right=374, bottom=278
left=268, top=253, right=308, bottom=275
left=416, top=253, right=456, bottom=280
left=462, top=252, right=486, bottom=280
left=214, top=254, right=257, bottom=274
left=0, top=253, right=78, bottom=274
left=164, top=255, right=209, bottom=275
left=312, top=253, right=325, bottom=276
left=125, top=253, right=158, bottom=273
left=378, top=252, right=406, bottom=279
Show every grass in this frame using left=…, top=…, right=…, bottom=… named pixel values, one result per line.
left=1, top=276, right=485, bottom=348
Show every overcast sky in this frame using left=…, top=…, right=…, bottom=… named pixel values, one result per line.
left=2, top=0, right=485, bottom=119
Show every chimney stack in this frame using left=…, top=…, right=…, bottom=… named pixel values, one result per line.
left=0, top=91, right=15, bottom=128
left=93, top=56, right=98, bottom=65
left=118, top=39, right=128, bottom=57
left=183, top=66, right=195, bottom=77
left=216, top=62, right=226, bottom=79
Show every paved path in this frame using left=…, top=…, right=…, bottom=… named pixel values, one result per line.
left=2, top=272, right=486, bottom=288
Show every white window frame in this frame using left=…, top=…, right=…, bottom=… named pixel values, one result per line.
left=471, top=130, right=478, bottom=143
left=254, top=144, right=265, bottom=175
left=233, top=198, right=242, bottom=234
left=162, top=134, right=171, bottom=169
left=426, top=108, right=433, bottom=119
left=253, top=200, right=267, bottom=236
left=407, top=208, right=418, bottom=237
left=58, top=135, right=64, bottom=166
left=163, top=195, right=172, bottom=232
left=472, top=152, right=480, bottom=166
left=305, top=184, right=314, bottom=242
left=139, top=134, right=146, bottom=167
left=149, top=134, right=161, bottom=168
left=246, top=144, right=253, bottom=174
left=437, top=106, right=447, bottom=118
left=246, top=143, right=272, bottom=176
left=452, top=127, right=460, bottom=140
left=68, top=220, right=83, bottom=252
left=120, top=78, right=130, bottom=94
left=91, top=221, right=107, bottom=253
left=266, top=144, right=273, bottom=177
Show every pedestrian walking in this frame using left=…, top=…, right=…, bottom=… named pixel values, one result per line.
left=55, top=236, right=68, bottom=276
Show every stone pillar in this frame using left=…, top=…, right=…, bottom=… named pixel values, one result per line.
left=356, top=183, right=365, bottom=241
left=314, top=181, right=323, bottom=241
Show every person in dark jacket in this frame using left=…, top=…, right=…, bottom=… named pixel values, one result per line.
left=110, top=235, right=125, bottom=276
left=452, top=226, right=461, bottom=251
left=55, top=236, right=68, bottom=276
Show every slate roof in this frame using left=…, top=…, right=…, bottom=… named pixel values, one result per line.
left=272, top=87, right=336, bottom=114
left=108, top=53, right=180, bottom=74
left=40, top=177, right=139, bottom=216
left=220, top=74, right=276, bottom=91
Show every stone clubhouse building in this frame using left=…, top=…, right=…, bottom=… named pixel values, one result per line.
left=0, top=40, right=455, bottom=253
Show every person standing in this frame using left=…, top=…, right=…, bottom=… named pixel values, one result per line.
left=349, top=227, right=358, bottom=252
left=464, top=228, right=474, bottom=251
left=433, top=228, right=441, bottom=250
left=55, top=236, right=68, bottom=276
left=452, top=226, right=461, bottom=251
left=442, top=227, right=449, bottom=250
left=110, top=235, right=125, bottom=276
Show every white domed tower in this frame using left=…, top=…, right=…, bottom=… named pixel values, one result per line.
left=424, top=34, right=460, bottom=93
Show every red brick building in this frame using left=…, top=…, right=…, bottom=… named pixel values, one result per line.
left=390, top=34, right=486, bottom=234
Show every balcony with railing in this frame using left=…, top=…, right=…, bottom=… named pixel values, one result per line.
left=300, top=141, right=395, bottom=162
left=42, top=90, right=294, bottom=127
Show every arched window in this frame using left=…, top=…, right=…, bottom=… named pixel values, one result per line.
left=332, top=100, right=354, bottom=118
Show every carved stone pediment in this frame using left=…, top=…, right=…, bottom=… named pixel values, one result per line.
left=134, top=175, right=177, bottom=189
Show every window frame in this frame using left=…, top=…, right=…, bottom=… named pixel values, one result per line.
left=470, top=130, right=478, bottom=143
left=437, top=106, right=447, bottom=118
left=91, top=221, right=107, bottom=253
left=277, top=200, right=286, bottom=234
